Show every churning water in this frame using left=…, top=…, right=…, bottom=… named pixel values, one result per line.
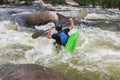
left=0, top=5, right=120, bottom=80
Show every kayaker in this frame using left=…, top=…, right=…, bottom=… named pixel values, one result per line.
left=47, top=18, right=74, bottom=46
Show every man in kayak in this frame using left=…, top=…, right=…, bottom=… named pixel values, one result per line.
left=47, top=18, right=74, bottom=46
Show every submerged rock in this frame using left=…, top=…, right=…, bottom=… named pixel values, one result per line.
left=0, top=64, right=67, bottom=80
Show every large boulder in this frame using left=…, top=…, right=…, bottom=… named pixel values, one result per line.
left=13, top=10, right=85, bottom=27
left=24, top=11, right=70, bottom=27
left=24, top=11, right=59, bottom=26
left=8, top=10, right=68, bottom=27
left=0, top=64, right=67, bottom=80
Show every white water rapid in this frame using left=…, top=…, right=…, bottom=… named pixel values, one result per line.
left=0, top=5, right=120, bottom=80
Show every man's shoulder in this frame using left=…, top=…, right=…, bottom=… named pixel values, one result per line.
left=63, top=28, right=70, bottom=32
left=52, top=33, right=59, bottom=38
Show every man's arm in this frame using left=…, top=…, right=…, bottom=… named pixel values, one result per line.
left=47, top=27, right=53, bottom=39
left=69, top=18, right=74, bottom=30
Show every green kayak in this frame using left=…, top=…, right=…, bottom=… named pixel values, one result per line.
left=65, top=31, right=79, bottom=53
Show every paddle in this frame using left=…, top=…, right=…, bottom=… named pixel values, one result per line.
left=32, top=27, right=54, bottom=38
left=31, top=10, right=88, bottom=38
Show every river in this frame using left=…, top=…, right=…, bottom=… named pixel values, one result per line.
left=0, top=5, right=120, bottom=80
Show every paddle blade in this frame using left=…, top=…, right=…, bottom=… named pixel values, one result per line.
left=32, top=30, right=45, bottom=38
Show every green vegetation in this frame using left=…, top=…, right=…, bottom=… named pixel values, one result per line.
left=45, top=0, right=65, bottom=4
left=45, top=0, right=120, bottom=9
left=0, top=0, right=119, bottom=9
left=0, top=0, right=3, bottom=5
left=75, top=0, right=120, bottom=9
left=26, top=0, right=33, bottom=4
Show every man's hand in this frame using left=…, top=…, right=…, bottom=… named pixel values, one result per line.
left=69, top=18, right=73, bottom=21
left=69, top=18, right=74, bottom=30
left=47, top=27, right=53, bottom=39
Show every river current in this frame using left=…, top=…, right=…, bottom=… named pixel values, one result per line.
left=0, top=5, right=120, bottom=80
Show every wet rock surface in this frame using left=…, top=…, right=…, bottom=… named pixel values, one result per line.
left=0, top=64, right=67, bottom=80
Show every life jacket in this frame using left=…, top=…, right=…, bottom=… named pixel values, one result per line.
left=58, top=31, right=69, bottom=45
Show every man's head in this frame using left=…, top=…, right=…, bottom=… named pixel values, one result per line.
left=55, top=23, right=62, bottom=31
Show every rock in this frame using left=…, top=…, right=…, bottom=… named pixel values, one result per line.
left=0, top=64, right=67, bottom=80
left=13, top=10, right=87, bottom=27
left=43, top=3, right=54, bottom=10
left=19, top=1, right=26, bottom=5
left=7, top=10, right=68, bottom=27
left=24, top=11, right=59, bottom=26
left=65, top=0, right=79, bottom=6
left=32, top=0, right=54, bottom=10
left=0, top=5, right=11, bottom=8
left=8, top=0, right=15, bottom=3
left=24, top=11, right=69, bottom=27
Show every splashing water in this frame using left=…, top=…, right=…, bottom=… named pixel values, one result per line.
left=0, top=6, right=120, bottom=80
